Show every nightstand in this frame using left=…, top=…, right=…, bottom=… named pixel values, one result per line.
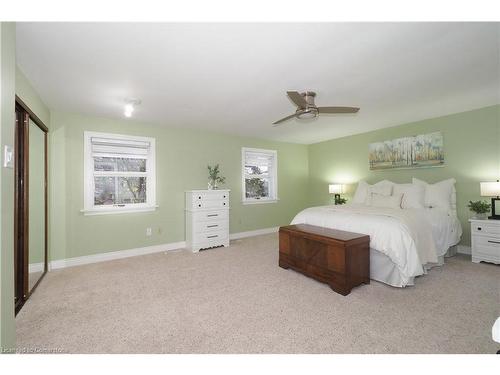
left=470, top=219, right=500, bottom=264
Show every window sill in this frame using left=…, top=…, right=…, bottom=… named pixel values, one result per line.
left=242, top=199, right=279, bottom=205
left=81, top=205, right=158, bottom=216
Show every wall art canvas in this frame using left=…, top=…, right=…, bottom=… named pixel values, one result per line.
left=369, top=131, right=444, bottom=170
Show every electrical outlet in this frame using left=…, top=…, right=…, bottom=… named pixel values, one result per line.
left=146, top=227, right=152, bottom=237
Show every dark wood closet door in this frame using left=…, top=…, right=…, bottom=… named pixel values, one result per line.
left=14, top=97, right=49, bottom=315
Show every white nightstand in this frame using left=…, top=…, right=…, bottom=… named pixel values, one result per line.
left=470, top=218, right=500, bottom=264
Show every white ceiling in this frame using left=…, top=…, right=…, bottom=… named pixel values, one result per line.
left=16, top=22, right=499, bottom=144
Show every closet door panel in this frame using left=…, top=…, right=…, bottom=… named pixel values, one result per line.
left=28, top=119, right=46, bottom=291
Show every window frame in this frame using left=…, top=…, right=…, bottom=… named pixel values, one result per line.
left=241, top=147, right=278, bottom=205
left=82, top=131, right=157, bottom=215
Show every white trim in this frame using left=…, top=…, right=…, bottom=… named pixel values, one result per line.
left=229, top=226, right=279, bottom=240
left=242, top=199, right=279, bottom=205
left=81, top=204, right=159, bottom=216
left=50, top=241, right=187, bottom=270
left=47, top=226, right=280, bottom=270
left=28, top=262, right=45, bottom=273
left=457, top=245, right=472, bottom=255
left=83, top=131, right=156, bottom=214
left=241, top=147, right=278, bottom=204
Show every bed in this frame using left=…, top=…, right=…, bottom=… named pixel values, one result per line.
left=290, top=179, right=462, bottom=287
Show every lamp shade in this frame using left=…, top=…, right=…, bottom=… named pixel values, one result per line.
left=329, top=184, right=345, bottom=194
left=480, top=181, right=500, bottom=197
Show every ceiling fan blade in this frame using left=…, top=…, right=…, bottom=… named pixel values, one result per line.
left=287, top=91, right=308, bottom=108
left=272, top=113, right=297, bottom=126
left=318, top=106, right=360, bottom=114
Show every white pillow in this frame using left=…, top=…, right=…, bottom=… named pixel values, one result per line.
left=369, top=180, right=393, bottom=196
left=352, top=180, right=394, bottom=204
left=412, top=177, right=456, bottom=211
left=393, top=183, right=425, bottom=209
left=369, top=193, right=403, bottom=209
left=352, top=181, right=369, bottom=204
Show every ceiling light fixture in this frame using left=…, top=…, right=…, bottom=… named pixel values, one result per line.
left=124, top=99, right=141, bottom=118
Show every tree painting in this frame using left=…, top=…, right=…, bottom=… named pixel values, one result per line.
left=368, top=132, right=444, bottom=170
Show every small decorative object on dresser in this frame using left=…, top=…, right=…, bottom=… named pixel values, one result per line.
left=470, top=218, right=500, bottom=264
left=207, top=164, right=226, bottom=190
left=185, top=190, right=230, bottom=252
left=467, top=200, right=491, bottom=220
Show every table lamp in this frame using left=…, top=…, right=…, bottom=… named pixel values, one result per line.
left=480, top=180, right=500, bottom=219
left=329, top=184, right=345, bottom=205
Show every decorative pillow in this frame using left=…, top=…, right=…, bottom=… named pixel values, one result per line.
left=352, top=180, right=394, bottom=205
left=393, top=183, right=425, bottom=209
left=352, top=181, right=369, bottom=204
left=369, top=193, right=403, bottom=209
left=412, top=177, right=456, bottom=211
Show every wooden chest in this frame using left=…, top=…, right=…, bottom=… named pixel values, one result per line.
left=279, top=224, right=370, bottom=296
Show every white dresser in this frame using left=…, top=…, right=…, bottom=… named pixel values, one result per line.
left=185, top=190, right=230, bottom=252
left=470, top=219, right=500, bottom=264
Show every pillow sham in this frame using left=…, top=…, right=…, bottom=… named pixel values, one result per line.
left=352, top=181, right=369, bottom=204
left=393, top=183, right=425, bottom=209
left=352, top=180, right=394, bottom=204
left=369, top=193, right=403, bottom=209
left=412, top=177, right=456, bottom=211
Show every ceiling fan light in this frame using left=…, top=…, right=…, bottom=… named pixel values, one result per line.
left=296, top=108, right=318, bottom=120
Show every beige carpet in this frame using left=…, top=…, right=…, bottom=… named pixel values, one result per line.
left=16, top=233, right=500, bottom=353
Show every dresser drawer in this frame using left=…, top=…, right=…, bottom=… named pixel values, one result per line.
left=193, top=220, right=228, bottom=234
left=191, top=199, right=229, bottom=210
left=192, top=191, right=229, bottom=201
left=192, top=210, right=228, bottom=222
left=473, top=235, right=500, bottom=257
left=193, top=230, right=229, bottom=244
left=471, top=222, right=500, bottom=236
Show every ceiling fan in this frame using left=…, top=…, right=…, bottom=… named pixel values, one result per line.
left=273, top=91, right=359, bottom=126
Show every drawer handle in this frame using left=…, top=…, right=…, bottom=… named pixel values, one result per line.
left=487, top=240, right=500, bottom=244
left=207, top=235, right=218, bottom=239
left=207, top=224, right=218, bottom=228
left=198, top=204, right=201, bottom=207
left=477, top=227, right=482, bottom=231
left=207, top=214, right=218, bottom=217
left=223, top=202, right=226, bottom=206
left=198, top=196, right=202, bottom=199
left=223, top=195, right=226, bottom=198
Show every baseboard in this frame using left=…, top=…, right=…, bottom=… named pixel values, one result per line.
left=28, top=262, right=45, bottom=273
left=49, top=226, right=279, bottom=270
left=50, top=241, right=186, bottom=270
left=457, top=245, right=471, bottom=255
left=229, top=226, right=279, bottom=240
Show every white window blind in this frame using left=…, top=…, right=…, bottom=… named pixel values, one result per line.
left=83, top=132, right=156, bottom=215
left=242, top=147, right=278, bottom=203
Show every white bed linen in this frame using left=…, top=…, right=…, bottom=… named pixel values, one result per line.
left=290, top=204, right=462, bottom=287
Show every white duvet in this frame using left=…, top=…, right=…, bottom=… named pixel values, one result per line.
left=291, top=204, right=462, bottom=283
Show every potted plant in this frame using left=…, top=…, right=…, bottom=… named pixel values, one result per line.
left=467, top=200, right=491, bottom=219
left=207, top=164, right=226, bottom=190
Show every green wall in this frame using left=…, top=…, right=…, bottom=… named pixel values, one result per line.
left=15, top=67, right=50, bottom=126
left=308, top=105, right=500, bottom=246
left=49, top=111, right=310, bottom=261
left=0, top=22, right=16, bottom=352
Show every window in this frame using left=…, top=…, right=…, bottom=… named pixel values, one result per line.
left=242, top=147, right=278, bottom=204
left=83, top=132, right=156, bottom=215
